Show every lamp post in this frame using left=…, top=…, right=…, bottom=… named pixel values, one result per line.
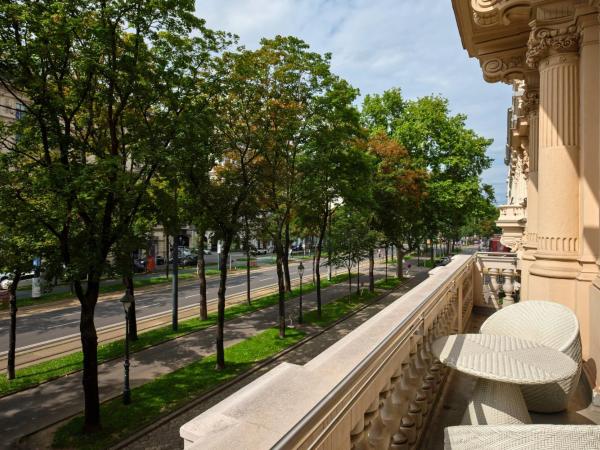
left=120, top=292, right=133, bottom=405
left=298, top=261, right=304, bottom=324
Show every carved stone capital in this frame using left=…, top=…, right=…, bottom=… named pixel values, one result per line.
left=521, top=88, right=539, bottom=116
left=526, top=24, right=580, bottom=68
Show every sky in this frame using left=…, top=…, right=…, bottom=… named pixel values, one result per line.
left=195, top=0, right=513, bottom=203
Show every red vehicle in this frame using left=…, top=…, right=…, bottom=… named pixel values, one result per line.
left=488, top=235, right=510, bottom=252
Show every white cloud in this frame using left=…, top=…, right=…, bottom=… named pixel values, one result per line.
left=195, top=0, right=512, bottom=202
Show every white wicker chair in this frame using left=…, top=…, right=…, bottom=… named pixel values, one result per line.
left=444, top=425, right=600, bottom=450
left=479, top=301, right=582, bottom=413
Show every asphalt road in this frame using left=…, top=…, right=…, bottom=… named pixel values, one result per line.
left=0, top=260, right=362, bottom=353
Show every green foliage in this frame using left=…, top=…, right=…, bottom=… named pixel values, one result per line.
left=328, top=206, right=379, bottom=271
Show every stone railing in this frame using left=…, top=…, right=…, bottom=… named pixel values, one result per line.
left=180, top=254, right=476, bottom=450
left=474, top=252, right=519, bottom=310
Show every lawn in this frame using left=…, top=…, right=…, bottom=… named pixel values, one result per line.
left=374, top=277, right=404, bottom=290
left=0, top=272, right=352, bottom=397
left=52, top=282, right=384, bottom=449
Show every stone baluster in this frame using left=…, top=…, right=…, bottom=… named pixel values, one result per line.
left=502, top=269, right=515, bottom=306
left=367, top=380, right=394, bottom=450
left=351, top=398, right=378, bottom=450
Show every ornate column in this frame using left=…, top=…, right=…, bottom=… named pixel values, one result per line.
left=519, top=75, right=539, bottom=301
left=527, top=21, right=580, bottom=307
left=576, top=8, right=600, bottom=364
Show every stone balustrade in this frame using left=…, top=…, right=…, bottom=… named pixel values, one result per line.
left=474, top=252, right=519, bottom=310
left=180, top=254, right=476, bottom=450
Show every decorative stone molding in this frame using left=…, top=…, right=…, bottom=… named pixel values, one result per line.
left=497, top=205, right=527, bottom=252
left=521, top=88, right=539, bottom=116
left=481, top=52, right=528, bottom=83
left=526, top=24, right=580, bottom=67
left=471, top=0, right=532, bottom=27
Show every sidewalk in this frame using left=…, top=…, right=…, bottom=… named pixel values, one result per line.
left=1, top=269, right=424, bottom=449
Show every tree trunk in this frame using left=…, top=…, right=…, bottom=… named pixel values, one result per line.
left=430, top=239, right=435, bottom=265
left=80, top=280, right=101, bottom=432
left=275, top=238, right=286, bottom=338
left=315, top=214, right=328, bottom=318
left=165, top=233, right=169, bottom=280
left=385, top=246, right=388, bottom=281
left=197, top=232, right=208, bottom=321
left=396, top=251, right=404, bottom=278
left=246, top=246, right=251, bottom=306
left=283, top=221, right=292, bottom=293
left=216, top=237, right=232, bottom=370
left=327, top=207, right=332, bottom=281
left=124, top=275, right=137, bottom=341
left=311, top=253, right=316, bottom=285
left=356, top=260, right=360, bottom=295
left=369, top=249, right=375, bottom=292
left=7, top=272, right=21, bottom=380
left=347, top=265, right=352, bottom=301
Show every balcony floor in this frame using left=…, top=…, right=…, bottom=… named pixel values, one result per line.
left=421, top=307, right=600, bottom=450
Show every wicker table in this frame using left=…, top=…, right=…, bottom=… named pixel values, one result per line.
left=432, top=334, right=578, bottom=425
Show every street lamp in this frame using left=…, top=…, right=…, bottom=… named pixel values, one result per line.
left=120, top=292, right=133, bottom=405
left=298, top=261, right=305, bottom=324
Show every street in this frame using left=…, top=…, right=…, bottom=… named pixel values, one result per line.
left=0, top=259, right=373, bottom=354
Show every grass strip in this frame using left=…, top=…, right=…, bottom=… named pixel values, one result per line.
left=0, top=273, right=351, bottom=397
left=374, top=277, right=404, bottom=290
left=52, top=285, right=382, bottom=449
left=52, top=328, right=306, bottom=450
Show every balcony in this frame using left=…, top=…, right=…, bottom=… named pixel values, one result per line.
left=179, top=254, right=599, bottom=449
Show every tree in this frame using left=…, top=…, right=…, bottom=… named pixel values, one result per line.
left=0, top=203, right=50, bottom=380
left=328, top=206, right=378, bottom=299
left=207, top=46, right=268, bottom=369
left=394, top=95, right=493, bottom=256
left=367, top=131, right=428, bottom=277
left=0, top=0, right=217, bottom=430
left=253, top=37, right=367, bottom=334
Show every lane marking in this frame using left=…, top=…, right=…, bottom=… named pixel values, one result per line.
left=47, top=319, right=80, bottom=330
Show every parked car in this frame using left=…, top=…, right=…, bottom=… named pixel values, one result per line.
left=439, top=256, right=452, bottom=266
left=155, top=255, right=165, bottom=265
left=180, top=255, right=198, bottom=266
left=251, top=248, right=268, bottom=256
left=0, top=271, right=36, bottom=290
left=291, top=244, right=303, bottom=252
left=0, top=273, right=12, bottom=290
left=133, top=259, right=146, bottom=273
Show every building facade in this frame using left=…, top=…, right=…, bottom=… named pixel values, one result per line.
left=452, top=0, right=600, bottom=394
